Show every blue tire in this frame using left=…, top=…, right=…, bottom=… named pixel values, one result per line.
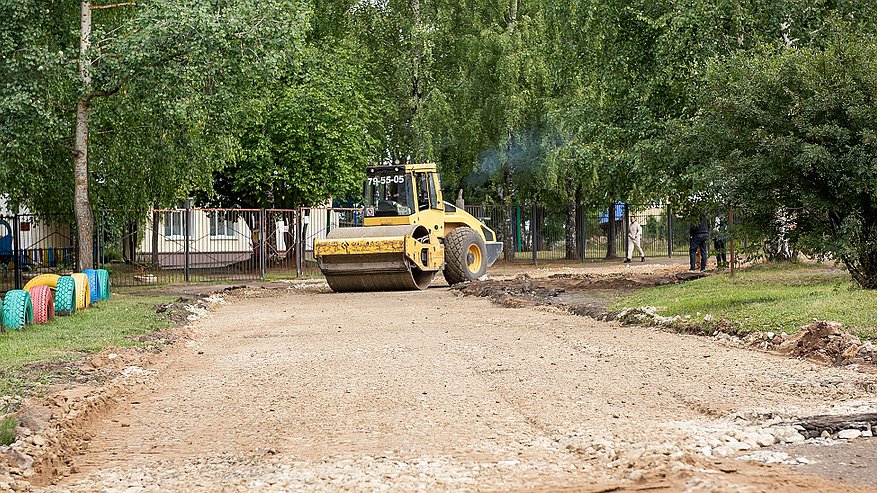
left=83, top=269, right=101, bottom=304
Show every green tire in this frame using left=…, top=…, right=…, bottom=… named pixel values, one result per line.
left=55, top=276, right=77, bottom=316
left=3, top=290, right=34, bottom=330
left=97, top=269, right=110, bottom=300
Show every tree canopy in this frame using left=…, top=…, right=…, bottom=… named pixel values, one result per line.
left=3, top=0, right=877, bottom=285
left=681, top=34, right=877, bottom=287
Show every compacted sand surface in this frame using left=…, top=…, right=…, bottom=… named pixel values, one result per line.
left=37, top=283, right=877, bottom=492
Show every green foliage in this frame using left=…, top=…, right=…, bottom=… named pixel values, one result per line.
left=547, top=0, right=877, bottom=208
left=616, top=264, right=877, bottom=339
left=0, top=1, right=78, bottom=216
left=0, top=414, right=15, bottom=445
left=0, top=1, right=311, bottom=219
left=680, top=34, right=877, bottom=287
left=205, top=43, right=378, bottom=208
left=4, top=0, right=877, bottom=271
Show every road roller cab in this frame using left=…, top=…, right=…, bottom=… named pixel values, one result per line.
left=314, top=163, right=503, bottom=292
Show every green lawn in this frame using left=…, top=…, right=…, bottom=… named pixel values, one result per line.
left=615, top=263, right=877, bottom=340
left=0, top=291, right=174, bottom=399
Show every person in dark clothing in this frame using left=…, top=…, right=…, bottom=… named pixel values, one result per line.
left=689, top=218, right=709, bottom=271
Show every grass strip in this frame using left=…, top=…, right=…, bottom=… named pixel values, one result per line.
left=0, top=291, right=174, bottom=400
left=615, top=263, right=877, bottom=340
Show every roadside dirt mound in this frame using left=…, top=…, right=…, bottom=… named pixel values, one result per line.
left=776, top=321, right=877, bottom=367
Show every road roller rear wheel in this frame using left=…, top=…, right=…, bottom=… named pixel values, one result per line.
left=443, top=226, right=487, bottom=285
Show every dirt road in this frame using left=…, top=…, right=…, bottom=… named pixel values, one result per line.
left=40, top=284, right=877, bottom=492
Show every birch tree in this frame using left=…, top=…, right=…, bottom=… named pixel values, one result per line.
left=1, top=0, right=310, bottom=269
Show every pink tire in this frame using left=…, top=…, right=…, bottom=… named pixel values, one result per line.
left=29, top=285, right=55, bottom=324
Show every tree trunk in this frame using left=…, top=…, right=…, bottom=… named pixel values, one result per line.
left=606, top=203, right=617, bottom=259
left=575, top=204, right=584, bottom=259
left=74, top=0, right=94, bottom=270
left=409, top=0, right=425, bottom=161
left=497, top=2, right=519, bottom=262
left=564, top=177, right=579, bottom=260
left=565, top=202, right=578, bottom=260
left=767, top=207, right=796, bottom=262
left=845, top=249, right=877, bottom=289
left=533, top=206, right=544, bottom=250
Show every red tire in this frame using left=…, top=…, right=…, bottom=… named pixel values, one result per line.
left=29, top=285, right=55, bottom=324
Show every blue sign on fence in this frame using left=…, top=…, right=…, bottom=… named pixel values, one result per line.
left=598, top=203, right=625, bottom=223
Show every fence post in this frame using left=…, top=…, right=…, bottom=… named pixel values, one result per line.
left=183, top=203, right=191, bottom=283
left=515, top=205, right=522, bottom=253
left=151, top=210, right=159, bottom=268
left=295, top=208, right=303, bottom=277
left=259, top=208, right=267, bottom=280
left=667, top=207, right=673, bottom=258
left=530, top=205, right=537, bottom=265
left=12, top=213, right=21, bottom=290
left=577, top=205, right=585, bottom=261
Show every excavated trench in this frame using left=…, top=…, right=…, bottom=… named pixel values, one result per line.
left=452, top=270, right=706, bottom=319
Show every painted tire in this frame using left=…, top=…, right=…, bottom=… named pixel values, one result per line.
left=83, top=269, right=101, bottom=304
left=23, top=274, right=60, bottom=291
left=29, top=285, right=55, bottom=324
left=55, top=276, right=77, bottom=316
left=96, top=269, right=110, bottom=300
left=71, top=273, right=91, bottom=310
left=3, top=290, right=34, bottom=330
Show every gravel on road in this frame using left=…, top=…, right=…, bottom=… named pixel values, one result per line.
left=36, top=285, right=877, bottom=492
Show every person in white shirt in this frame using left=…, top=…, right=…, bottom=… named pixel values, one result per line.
left=624, top=216, right=645, bottom=263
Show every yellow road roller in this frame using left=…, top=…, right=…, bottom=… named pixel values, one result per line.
left=314, top=163, right=503, bottom=292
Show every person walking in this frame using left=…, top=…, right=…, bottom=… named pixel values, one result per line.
left=689, top=217, right=709, bottom=271
left=624, top=216, right=645, bottom=263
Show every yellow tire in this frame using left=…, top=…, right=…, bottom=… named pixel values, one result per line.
left=23, top=274, right=61, bottom=292
left=71, top=273, right=91, bottom=310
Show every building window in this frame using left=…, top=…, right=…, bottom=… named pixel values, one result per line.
left=163, top=211, right=185, bottom=238
left=210, top=212, right=236, bottom=238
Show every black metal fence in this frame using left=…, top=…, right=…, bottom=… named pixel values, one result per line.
left=0, top=203, right=694, bottom=292
left=0, top=213, right=76, bottom=293
left=467, top=204, right=690, bottom=262
left=96, top=207, right=361, bottom=287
